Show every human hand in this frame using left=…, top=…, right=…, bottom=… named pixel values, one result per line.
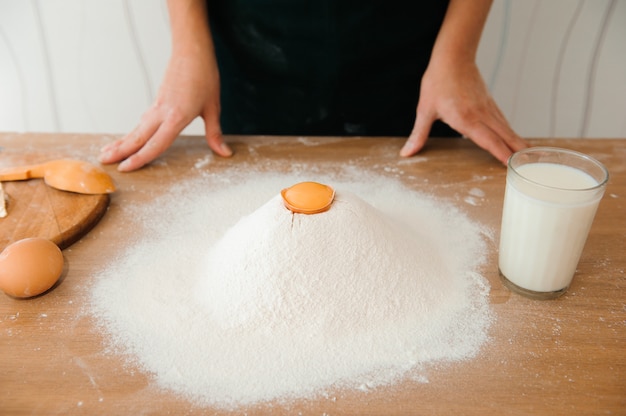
left=99, top=49, right=232, bottom=172
left=400, top=60, right=528, bottom=164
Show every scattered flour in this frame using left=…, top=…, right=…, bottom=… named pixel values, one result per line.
left=465, top=187, right=486, bottom=206
left=194, top=155, right=213, bottom=169
left=89, top=170, right=493, bottom=410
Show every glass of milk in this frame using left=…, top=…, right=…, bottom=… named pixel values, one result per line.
left=498, top=147, right=609, bottom=299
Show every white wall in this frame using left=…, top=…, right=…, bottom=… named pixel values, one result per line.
left=479, top=0, right=626, bottom=138
left=1, top=0, right=625, bottom=138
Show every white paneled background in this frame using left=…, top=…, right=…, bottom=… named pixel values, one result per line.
left=1, top=0, right=625, bottom=138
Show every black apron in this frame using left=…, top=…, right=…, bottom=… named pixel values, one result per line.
left=207, top=0, right=457, bottom=137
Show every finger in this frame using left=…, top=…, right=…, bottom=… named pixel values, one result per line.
left=117, top=117, right=183, bottom=172
left=203, top=108, right=232, bottom=158
left=99, top=118, right=160, bottom=164
left=457, top=120, right=514, bottom=164
left=483, top=102, right=529, bottom=153
left=400, top=108, right=437, bottom=157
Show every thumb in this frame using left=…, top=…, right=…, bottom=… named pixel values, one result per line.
left=203, top=108, right=232, bottom=158
left=400, top=108, right=436, bottom=157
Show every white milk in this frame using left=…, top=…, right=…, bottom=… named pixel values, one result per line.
left=499, top=162, right=602, bottom=293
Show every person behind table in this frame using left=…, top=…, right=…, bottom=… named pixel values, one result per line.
left=99, top=0, right=528, bottom=172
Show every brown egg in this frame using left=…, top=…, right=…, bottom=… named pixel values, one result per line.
left=281, top=182, right=335, bottom=214
left=0, top=238, right=64, bottom=298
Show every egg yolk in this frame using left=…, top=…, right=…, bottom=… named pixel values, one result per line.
left=281, top=182, right=335, bottom=214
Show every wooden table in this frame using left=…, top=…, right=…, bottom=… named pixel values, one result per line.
left=1, top=133, right=624, bottom=415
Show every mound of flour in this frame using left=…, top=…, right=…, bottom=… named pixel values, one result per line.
left=90, top=171, right=492, bottom=409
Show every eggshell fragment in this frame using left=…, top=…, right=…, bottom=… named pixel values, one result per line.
left=0, top=182, right=7, bottom=218
left=281, top=181, right=335, bottom=214
left=0, top=238, right=64, bottom=298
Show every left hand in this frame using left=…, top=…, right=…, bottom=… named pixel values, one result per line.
left=400, top=60, right=528, bottom=164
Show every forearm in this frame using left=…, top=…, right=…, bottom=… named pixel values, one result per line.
left=166, top=0, right=213, bottom=55
left=429, top=0, right=493, bottom=66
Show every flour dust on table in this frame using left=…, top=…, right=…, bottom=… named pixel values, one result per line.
left=90, top=169, right=493, bottom=409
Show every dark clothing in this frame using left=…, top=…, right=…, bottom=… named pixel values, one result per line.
left=207, top=0, right=458, bottom=137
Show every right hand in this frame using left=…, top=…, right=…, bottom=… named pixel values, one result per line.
left=99, top=48, right=232, bottom=172
left=400, top=59, right=528, bottom=164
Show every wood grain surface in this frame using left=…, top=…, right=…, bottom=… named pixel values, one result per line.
left=0, top=179, right=109, bottom=251
left=0, top=133, right=624, bottom=416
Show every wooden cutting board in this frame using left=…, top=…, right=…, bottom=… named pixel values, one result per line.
left=0, top=179, right=109, bottom=251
